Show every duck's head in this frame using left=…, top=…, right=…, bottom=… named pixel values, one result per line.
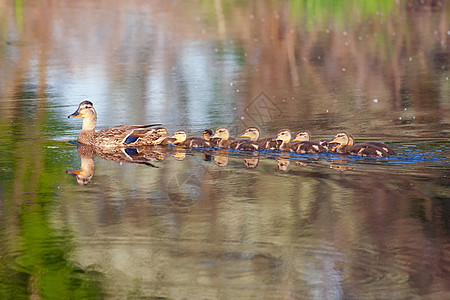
left=68, top=101, right=96, bottom=120
left=211, top=126, right=230, bottom=140
left=292, top=130, right=311, bottom=142
left=170, top=130, right=187, bottom=143
left=329, top=132, right=353, bottom=150
left=202, top=129, right=213, bottom=140
left=68, top=101, right=97, bottom=131
left=275, top=129, right=292, bottom=143
left=239, top=126, right=260, bottom=141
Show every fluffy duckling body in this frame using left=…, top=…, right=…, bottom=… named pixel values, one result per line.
left=170, top=130, right=212, bottom=148
left=291, top=130, right=328, bottom=154
left=68, top=101, right=161, bottom=147
left=330, top=132, right=392, bottom=157
left=239, top=126, right=280, bottom=150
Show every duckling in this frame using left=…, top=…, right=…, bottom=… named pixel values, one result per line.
left=68, top=101, right=161, bottom=147
left=210, top=127, right=236, bottom=149
left=274, top=129, right=293, bottom=151
left=239, top=126, right=280, bottom=150
left=141, top=127, right=172, bottom=146
left=291, top=130, right=328, bottom=154
left=169, top=130, right=211, bottom=148
left=329, top=132, right=391, bottom=157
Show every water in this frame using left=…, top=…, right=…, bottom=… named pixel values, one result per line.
left=1, top=0, right=449, bottom=299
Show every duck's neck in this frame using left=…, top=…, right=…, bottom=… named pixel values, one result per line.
left=79, top=115, right=97, bottom=144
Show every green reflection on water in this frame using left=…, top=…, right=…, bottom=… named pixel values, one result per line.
left=0, top=94, right=103, bottom=298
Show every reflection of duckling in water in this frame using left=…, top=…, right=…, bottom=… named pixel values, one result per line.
left=291, top=130, right=329, bottom=153
left=214, top=151, right=229, bottom=167
left=169, top=130, right=212, bottom=148
left=244, top=156, right=260, bottom=169
left=329, top=132, right=394, bottom=157
left=276, top=157, right=290, bottom=172
left=239, top=126, right=280, bottom=150
left=172, top=151, right=187, bottom=161
left=68, top=101, right=161, bottom=147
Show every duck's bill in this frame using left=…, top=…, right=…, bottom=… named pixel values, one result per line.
left=239, top=133, right=249, bottom=138
left=68, top=110, right=82, bottom=118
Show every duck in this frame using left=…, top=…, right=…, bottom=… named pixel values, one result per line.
left=329, top=132, right=393, bottom=157
left=239, top=126, right=280, bottom=150
left=290, top=130, right=329, bottom=154
left=169, top=130, right=212, bottom=148
left=68, top=101, right=161, bottom=147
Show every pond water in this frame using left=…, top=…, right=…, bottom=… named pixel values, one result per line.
left=0, top=0, right=449, bottom=299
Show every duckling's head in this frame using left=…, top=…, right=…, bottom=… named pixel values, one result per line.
left=292, top=130, right=311, bottom=142
left=240, top=126, right=260, bottom=141
left=202, top=129, right=213, bottom=140
left=275, top=129, right=292, bottom=143
left=330, top=132, right=353, bottom=147
left=68, top=101, right=97, bottom=130
left=211, top=127, right=230, bottom=140
left=171, top=130, right=187, bottom=143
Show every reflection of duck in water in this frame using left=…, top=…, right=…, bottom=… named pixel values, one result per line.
left=329, top=132, right=395, bottom=157
left=68, top=101, right=161, bottom=147
left=239, top=126, right=280, bottom=150
left=67, top=145, right=95, bottom=185
left=291, top=130, right=329, bottom=153
left=67, top=144, right=159, bottom=185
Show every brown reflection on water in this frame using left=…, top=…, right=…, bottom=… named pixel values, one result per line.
left=58, top=148, right=450, bottom=298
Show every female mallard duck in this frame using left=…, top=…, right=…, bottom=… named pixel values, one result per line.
left=239, top=126, right=280, bottom=150
left=68, top=101, right=161, bottom=147
left=329, top=132, right=393, bottom=157
left=169, top=130, right=212, bottom=148
left=291, top=130, right=329, bottom=153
